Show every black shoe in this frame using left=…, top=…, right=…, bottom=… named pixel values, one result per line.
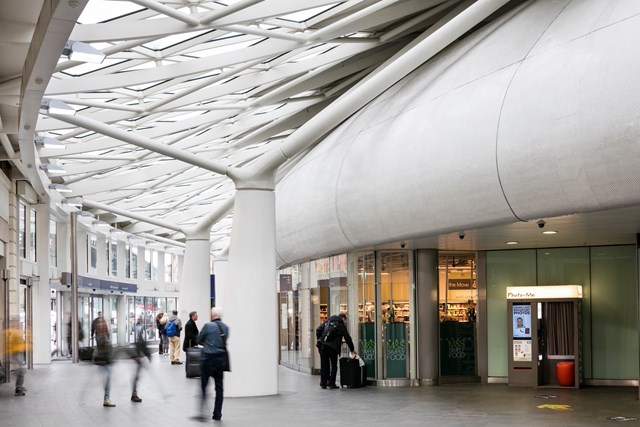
left=15, top=389, right=25, bottom=396
left=321, top=385, right=327, bottom=389
left=212, top=415, right=222, bottom=421
left=131, top=394, right=142, bottom=402
left=175, top=361, right=183, bottom=365
left=328, top=384, right=339, bottom=389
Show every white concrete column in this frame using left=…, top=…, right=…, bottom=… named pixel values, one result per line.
left=179, top=234, right=211, bottom=333
left=212, top=256, right=228, bottom=309
left=33, top=204, right=51, bottom=364
left=224, top=189, right=277, bottom=397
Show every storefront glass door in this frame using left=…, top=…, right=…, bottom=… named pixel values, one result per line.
left=438, top=254, right=477, bottom=378
left=378, top=252, right=414, bottom=379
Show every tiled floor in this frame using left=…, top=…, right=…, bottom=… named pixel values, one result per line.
left=1, top=354, right=640, bottom=426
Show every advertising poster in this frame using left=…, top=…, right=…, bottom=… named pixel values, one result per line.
left=512, top=303, right=531, bottom=338
left=513, top=339, right=532, bottom=362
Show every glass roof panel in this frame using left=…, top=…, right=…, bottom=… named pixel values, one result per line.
left=78, top=0, right=144, bottom=24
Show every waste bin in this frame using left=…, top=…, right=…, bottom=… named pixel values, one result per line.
left=556, top=361, right=575, bottom=386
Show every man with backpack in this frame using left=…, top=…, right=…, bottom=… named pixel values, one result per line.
left=166, top=310, right=183, bottom=365
left=315, top=312, right=355, bottom=389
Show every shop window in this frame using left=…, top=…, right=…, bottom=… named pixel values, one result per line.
left=49, top=219, right=57, bottom=267
left=109, top=240, right=117, bottom=277
left=18, top=202, right=26, bottom=259
left=438, top=254, right=477, bottom=377
left=125, top=244, right=131, bottom=278
left=29, top=208, right=36, bottom=262
left=131, top=246, right=138, bottom=279
left=88, top=234, right=97, bottom=275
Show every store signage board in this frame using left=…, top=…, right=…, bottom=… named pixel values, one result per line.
left=506, top=285, right=582, bottom=300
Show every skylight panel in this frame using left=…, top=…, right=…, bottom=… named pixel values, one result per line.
left=78, top=0, right=144, bottom=24
left=279, top=3, right=340, bottom=23
left=59, top=58, right=127, bottom=77
left=188, top=39, right=257, bottom=59
left=143, top=30, right=209, bottom=51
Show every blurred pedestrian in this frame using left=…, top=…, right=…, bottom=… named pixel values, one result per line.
left=167, top=310, right=182, bottom=365
left=94, top=315, right=115, bottom=407
left=6, top=318, right=29, bottom=396
left=183, top=311, right=199, bottom=352
left=65, top=314, right=84, bottom=357
left=130, top=316, right=152, bottom=402
left=90, top=311, right=103, bottom=345
left=196, top=308, right=229, bottom=422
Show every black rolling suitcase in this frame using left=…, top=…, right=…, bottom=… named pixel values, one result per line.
left=339, top=357, right=367, bottom=388
left=185, top=347, right=202, bottom=378
left=79, top=346, right=94, bottom=361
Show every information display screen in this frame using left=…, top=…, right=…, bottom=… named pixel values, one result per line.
left=512, top=303, right=531, bottom=339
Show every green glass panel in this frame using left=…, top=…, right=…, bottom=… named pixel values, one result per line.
left=590, top=246, right=637, bottom=379
left=440, top=321, right=475, bottom=376
left=359, top=323, right=375, bottom=377
left=384, top=322, right=407, bottom=378
left=486, top=250, right=536, bottom=377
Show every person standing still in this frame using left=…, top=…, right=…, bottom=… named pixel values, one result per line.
left=156, top=312, right=167, bottom=355
left=196, top=308, right=229, bottom=422
left=167, top=310, right=183, bottom=364
left=183, top=311, right=199, bottom=352
left=316, top=313, right=355, bottom=389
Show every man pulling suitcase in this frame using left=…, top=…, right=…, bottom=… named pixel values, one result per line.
left=315, top=312, right=357, bottom=389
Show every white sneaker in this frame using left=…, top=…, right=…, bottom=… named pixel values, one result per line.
left=103, top=400, right=116, bottom=407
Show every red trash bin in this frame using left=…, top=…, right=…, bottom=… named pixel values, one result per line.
left=556, top=361, right=575, bottom=386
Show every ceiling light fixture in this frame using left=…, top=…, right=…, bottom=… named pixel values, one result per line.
left=40, top=99, right=76, bottom=116
left=62, top=40, right=106, bottom=64
left=35, top=136, right=66, bottom=149
left=48, top=183, right=72, bottom=193
left=505, top=241, right=519, bottom=245
left=542, top=230, right=558, bottom=235
left=39, top=163, right=67, bottom=175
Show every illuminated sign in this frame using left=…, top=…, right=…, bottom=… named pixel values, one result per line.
left=506, top=285, right=582, bottom=300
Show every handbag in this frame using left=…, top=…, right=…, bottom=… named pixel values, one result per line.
left=215, top=321, right=230, bottom=372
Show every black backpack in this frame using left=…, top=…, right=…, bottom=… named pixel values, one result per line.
left=322, top=319, right=340, bottom=342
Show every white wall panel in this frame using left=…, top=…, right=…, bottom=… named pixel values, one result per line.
left=275, top=0, right=640, bottom=266
left=498, top=12, right=640, bottom=219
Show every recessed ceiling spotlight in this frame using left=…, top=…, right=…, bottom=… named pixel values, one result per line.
left=542, top=230, right=558, bottom=235
left=505, top=241, right=519, bottom=245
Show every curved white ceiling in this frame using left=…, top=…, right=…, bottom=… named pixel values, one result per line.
left=274, top=0, right=640, bottom=265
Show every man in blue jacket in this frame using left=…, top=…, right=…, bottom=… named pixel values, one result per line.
left=315, top=313, right=355, bottom=389
left=197, top=307, right=229, bottom=421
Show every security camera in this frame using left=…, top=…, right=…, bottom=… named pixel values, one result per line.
left=458, top=231, right=465, bottom=240
left=537, top=219, right=546, bottom=229
left=400, top=242, right=406, bottom=249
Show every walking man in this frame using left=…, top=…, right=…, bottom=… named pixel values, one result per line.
left=196, top=307, right=229, bottom=421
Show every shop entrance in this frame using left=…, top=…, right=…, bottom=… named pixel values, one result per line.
left=438, top=254, right=478, bottom=381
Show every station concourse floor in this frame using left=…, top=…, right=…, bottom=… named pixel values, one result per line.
left=1, top=354, right=640, bottom=426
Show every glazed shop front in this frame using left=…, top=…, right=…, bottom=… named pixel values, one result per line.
left=278, top=251, right=478, bottom=385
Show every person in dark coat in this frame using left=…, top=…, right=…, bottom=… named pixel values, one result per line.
left=315, top=312, right=355, bottom=389
left=183, top=311, right=199, bottom=352
left=196, top=308, right=229, bottom=421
